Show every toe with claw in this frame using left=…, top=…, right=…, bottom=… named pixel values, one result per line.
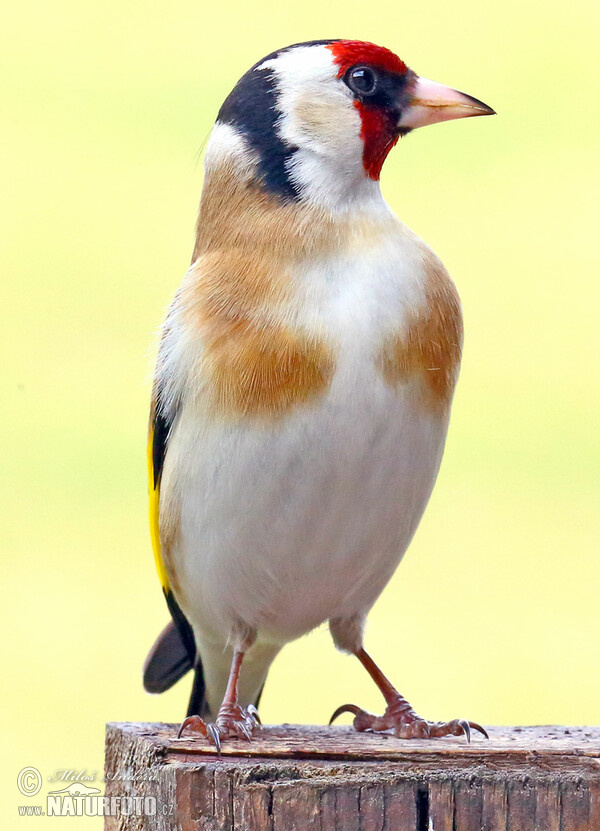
left=330, top=698, right=488, bottom=743
left=331, top=648, right=489, bottom=743
left=178, top=703, right=261, bottom=752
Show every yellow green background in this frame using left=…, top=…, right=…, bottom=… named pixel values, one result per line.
left=3, top=0, right=599, bottom=825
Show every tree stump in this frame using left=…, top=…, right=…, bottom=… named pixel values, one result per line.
left=104, top=723, right=600, bottom=830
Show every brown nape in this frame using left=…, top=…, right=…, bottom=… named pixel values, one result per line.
left=191, top=160, right=342, bottom=264
left=379, top=252, right=463, bottom=410
left=190, top=157, right=398, bottom=268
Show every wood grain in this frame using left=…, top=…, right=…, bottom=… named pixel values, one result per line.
left=104, top=723, right=600, bottom=830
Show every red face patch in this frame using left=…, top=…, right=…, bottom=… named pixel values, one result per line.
left=327, top=40, right=408, bottom=180
left=356, top=107, right=400, bottom=180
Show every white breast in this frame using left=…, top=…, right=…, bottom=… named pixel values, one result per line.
left=160, top=219, right=452, bottom=647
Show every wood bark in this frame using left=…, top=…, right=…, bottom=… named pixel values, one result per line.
left=104, top=723, right=600, bottom=830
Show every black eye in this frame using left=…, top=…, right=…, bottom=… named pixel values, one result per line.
left=346, top=66, right=378, bottom=97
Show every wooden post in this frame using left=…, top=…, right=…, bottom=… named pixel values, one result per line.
left=104, top=723, right=600, bottom=830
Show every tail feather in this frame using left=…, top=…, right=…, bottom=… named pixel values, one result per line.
left=143, top=620, right=194, bottom=693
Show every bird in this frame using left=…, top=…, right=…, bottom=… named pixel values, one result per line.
left=142, top=39, right=494, bottom=750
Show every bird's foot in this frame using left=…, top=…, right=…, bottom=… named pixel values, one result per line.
left=330, top=695, right=488, bottom=743
left=178, top=704, right=261, bottom=752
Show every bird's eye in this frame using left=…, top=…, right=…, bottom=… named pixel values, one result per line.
left=346, top=66, right=378, bottom=97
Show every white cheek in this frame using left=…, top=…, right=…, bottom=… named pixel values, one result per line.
left=290, top=89, right=362, bottom=158
left=263, top=45, right=362, bottom=156
left=262, top=44, right=368, bottom=210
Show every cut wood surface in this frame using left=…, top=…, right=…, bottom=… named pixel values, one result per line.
left=105, top=723, right=600, bottom=830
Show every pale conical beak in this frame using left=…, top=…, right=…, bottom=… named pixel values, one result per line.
left=398, top=76, right=495, bottom=130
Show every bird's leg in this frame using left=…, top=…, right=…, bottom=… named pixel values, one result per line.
left=330, top=647, right=488, bottom=742
left=178, top=647, right=260, bottom=751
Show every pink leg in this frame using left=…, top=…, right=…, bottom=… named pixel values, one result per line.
left=178, top=649, right=260, bottom=751
left=331, top=647, right=488, bottom=742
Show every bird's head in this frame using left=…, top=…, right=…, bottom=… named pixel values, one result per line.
left=206, top=40, right=494, bottom=212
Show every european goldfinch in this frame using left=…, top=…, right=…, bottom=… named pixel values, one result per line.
left=143, top=39, right=494, bottom=748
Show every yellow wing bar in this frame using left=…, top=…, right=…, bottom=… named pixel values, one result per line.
left=147, top=424, right=170, bottom=592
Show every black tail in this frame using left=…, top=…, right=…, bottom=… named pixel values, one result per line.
left=142, top=620, right=209, bottom=716
left=143, top=620, right=195, bottom=692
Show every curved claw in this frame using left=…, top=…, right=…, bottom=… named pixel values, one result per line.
left=234, top=722, right=253, bottom=742
left=177, top=715, right=207, bottom=739
left=459, top=719, right=471, bottom=744
left=469, top=721, right=489, bottom=740
left=427, top=718, right=489, bottom=742
left=329, top=703, right=363, bottom=726
left=206, top=723, right=222, bottom=754
left=247, top=704, right=262, bottom=725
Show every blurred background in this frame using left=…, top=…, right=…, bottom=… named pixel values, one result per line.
left=3, top=0, right=599, bottom=824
